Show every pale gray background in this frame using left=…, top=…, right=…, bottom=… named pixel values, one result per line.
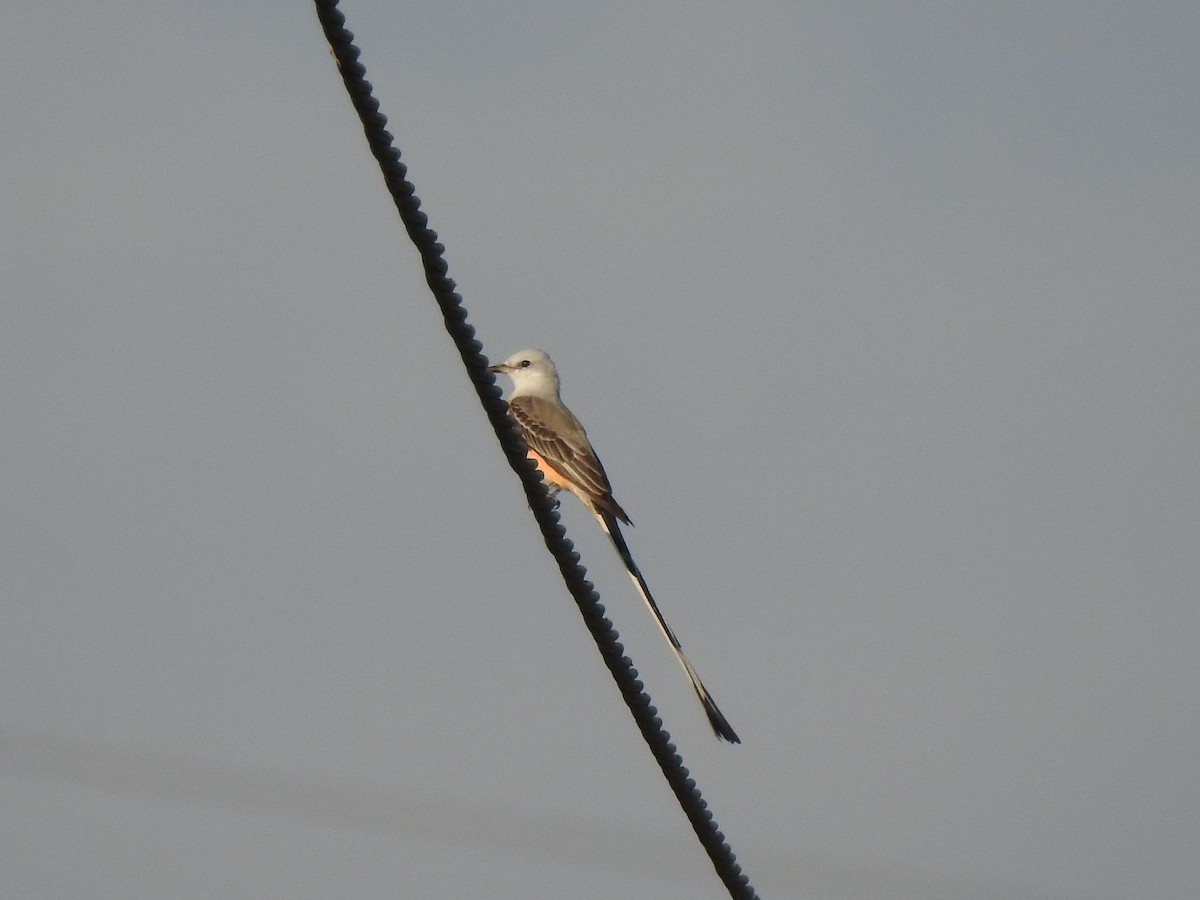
left=3, top=3, right=1197, bottom=899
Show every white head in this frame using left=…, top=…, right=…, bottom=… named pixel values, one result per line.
left=487, top=348, right=562, bottom=399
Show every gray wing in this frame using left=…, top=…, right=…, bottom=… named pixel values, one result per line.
left=507, top=395, right=631, bottom=524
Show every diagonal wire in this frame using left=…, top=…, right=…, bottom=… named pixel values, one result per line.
left=312, top=3, right=758, bottom=897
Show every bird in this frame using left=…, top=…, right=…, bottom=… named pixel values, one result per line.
left=488, top=348, right=739, bottom=743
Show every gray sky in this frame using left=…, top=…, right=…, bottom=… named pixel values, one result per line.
left=3, top=2, right=1198, bottom=898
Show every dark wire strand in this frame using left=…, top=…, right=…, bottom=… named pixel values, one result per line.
left=313, top=4, right=758, bottom=897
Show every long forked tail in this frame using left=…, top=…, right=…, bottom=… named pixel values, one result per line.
left=594, top=512, right=740, bottom=743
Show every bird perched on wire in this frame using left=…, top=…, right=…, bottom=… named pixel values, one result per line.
left=489, top=348, right=739, bottom=743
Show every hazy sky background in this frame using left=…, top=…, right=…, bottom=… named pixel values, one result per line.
left=3, top=3, right=1198, bottom=898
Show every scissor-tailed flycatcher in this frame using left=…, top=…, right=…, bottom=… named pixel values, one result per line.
left=488, top=349, right=740, bottom=743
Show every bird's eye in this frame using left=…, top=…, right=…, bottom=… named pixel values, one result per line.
left=519, top=359, right=532, bottom=368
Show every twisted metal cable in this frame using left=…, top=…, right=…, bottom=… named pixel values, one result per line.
left=313, top=4, right=757, bottom=897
